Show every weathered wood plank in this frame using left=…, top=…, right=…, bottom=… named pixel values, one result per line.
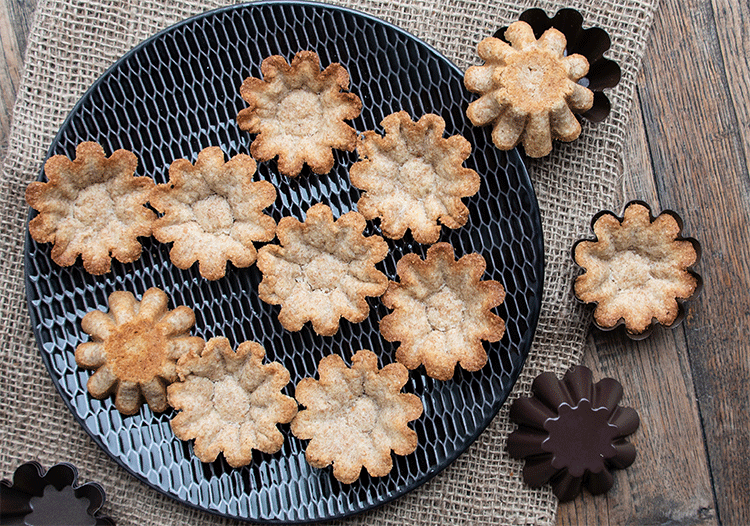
left=0, top=0, right=35, bottom=154
left=557, top=89, right=718, bottom=526
left=637, top=0, right=750, bottom=523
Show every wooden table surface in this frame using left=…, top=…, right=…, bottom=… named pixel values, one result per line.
left=2, top=1, right=748, bottom=525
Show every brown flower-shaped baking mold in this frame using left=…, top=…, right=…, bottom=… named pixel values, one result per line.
left=0, top=462, right=115, bottom=526
left=25, top=141, right=156, bottom=275
left=291, top=350, right=423, bottom=484
left=349, top=111, right=480, bottom=244
left=237, top=50, right=362, bottom=176
left=379, top=242, right=505, bottom=381
left=464, top=21, right=594, bottom=158
left=256, top=203, right=389, bottom=336
left=573, top=201, right=702, bottom=338
left=75, top=287, right=205, bottom=415
left=167, top=337, right=298, bottom=468
left=150, top=147, right=277, bottom=280
left=496, top=8, right=621, bottom=123
left=507, top=366, right=640, bottom=502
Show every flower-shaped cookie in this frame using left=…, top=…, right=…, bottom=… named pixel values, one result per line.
left=349, top=111, right=481, bottom=244
left=464, top=21, right=594, bottom=157
left=75, top=287, right=205, bottom=415
left=237, top=50, right=362, bottom=176
left=291, top=350, right=423, bottom=484
left=379, top=243, right=505, bottom=380
left=150, top=147, right=277, bottom=280
left=257, top=203, right=389, bottom=336
left=507, top=366, right=640, bottom=502
left=167, top=337, right=297, bottom=468
left=25, top=141, right=156, bottom=274
left=573, top=201, right=701, bottom=337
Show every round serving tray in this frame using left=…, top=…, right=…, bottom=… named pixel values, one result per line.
left=24, top=1, right=544, bottom=522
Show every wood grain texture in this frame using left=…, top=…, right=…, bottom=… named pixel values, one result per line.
left=557, top=90, right=718, bottom=526
left=637, top=0, right=750, bottom=523
left=0, top=0, right=34, bottom=155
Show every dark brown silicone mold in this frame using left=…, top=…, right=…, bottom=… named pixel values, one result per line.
left=0, top=462, right=114, bottom=526
left=495, top=8, right=621, bottom=122
left=506, top=366, right=639, bottom=502
left=572, top=200, right=703, bottom=340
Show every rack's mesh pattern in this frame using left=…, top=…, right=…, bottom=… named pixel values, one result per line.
left=24, top=3, right=543, bottom=523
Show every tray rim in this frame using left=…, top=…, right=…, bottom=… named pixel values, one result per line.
left=23, top=1, right=545, bottom=522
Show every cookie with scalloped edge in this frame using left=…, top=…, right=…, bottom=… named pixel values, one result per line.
left=291, top=350, right=423, bottom=484
left=25, top=141, right=155, bottom=275
left=167, top=337, right=298, bottom=468
left=464, top=21, right=594, bottom=157
left=379, top=242, right=506, bottom=380
left=150, top=147, right=277, bottom=280
left=75, top=287, right=205, bottom=415
left=257, top=203, right=389, bottom=336
left=237, top=50, right=362, bottom=176
left=349, top=111, right=480, bottom=244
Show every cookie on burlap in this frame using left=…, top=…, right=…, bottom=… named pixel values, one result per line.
left=574, top=201, right=700, bottom=336
left=291, top=350, right=423, bottom=484
left=25, top=141, right=156, bottom=274
left=150, top=147, right=277, bottom=280
left=256, top=203, right=389, bottom=336
left=464, top=21, right=594, bottom=158
left=237, top=50, right=362, bottom=177
left=349, top=111, right=480, bottom=244
left=75, top=287, right=205, bottom=415
left=379, top=242, right=506, bottom=381
left=167, top=337, right=298, bottom=468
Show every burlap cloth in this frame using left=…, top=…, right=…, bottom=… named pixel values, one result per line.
left=0, top=0, right=657, bottom=524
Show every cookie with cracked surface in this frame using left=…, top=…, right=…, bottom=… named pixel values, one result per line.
left=464, top=21, right=594, bottom=157
left=349, top=111, right=480, bottom=244
left=237, top=50, right=362, bottom=177
left=167, top=337, right=298, bottom=468
left=150, top=147, right=277, bottom=280
left=25, top=141, right=156, bottom=275
left=379, top=242, right=506, bottom=381
left=573, top=201, right=700, bottom=336
left=257, top=203, right=389, bottom=336
left=291, top=350, right=423, bottom=484
left=75, top=287, right=205, bottom=415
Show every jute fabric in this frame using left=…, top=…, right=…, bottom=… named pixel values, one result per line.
left=0, top=0, right=657, bottom=524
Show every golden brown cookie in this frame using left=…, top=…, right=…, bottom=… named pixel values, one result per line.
left=75, top=287, right=205, bottom=415
left=167, top=337, right=298, bottom=468
left=349, top=111, right=480, bottom=244
left=574, top=202, right=700, bottom=336
left=237, top=50, right=362, bottom=177
left=257, top=203, right=389, bottom=336
left=25, top=141, right=156, bottom=275
left=379, top=242, right=506, bottom=381
left=291, top=350, right=423, bottom=484
left=150, top=147, right=277, bottom=280
left=464, top=21, right=594, bottom=158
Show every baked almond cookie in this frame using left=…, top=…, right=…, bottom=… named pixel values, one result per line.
left=167, top=337, right=298, bottom=468
left=574, top=201, right=700, bottom=336
left=75, top=287, right=205, bottom=415
left=380, top=243, right=506, bottom=381
left=237, top=50, right=362, bottom=177
left=150, top=147, right=277, bottom=280
left=291, top=350, right=423, bottom=484
left=26, top=142, right=155, bottom=275
left=349, top=111, right=480, bottom=244
left=464, top=21, right=594, bottom=158
left=257, top=203, right=389, bottom=336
